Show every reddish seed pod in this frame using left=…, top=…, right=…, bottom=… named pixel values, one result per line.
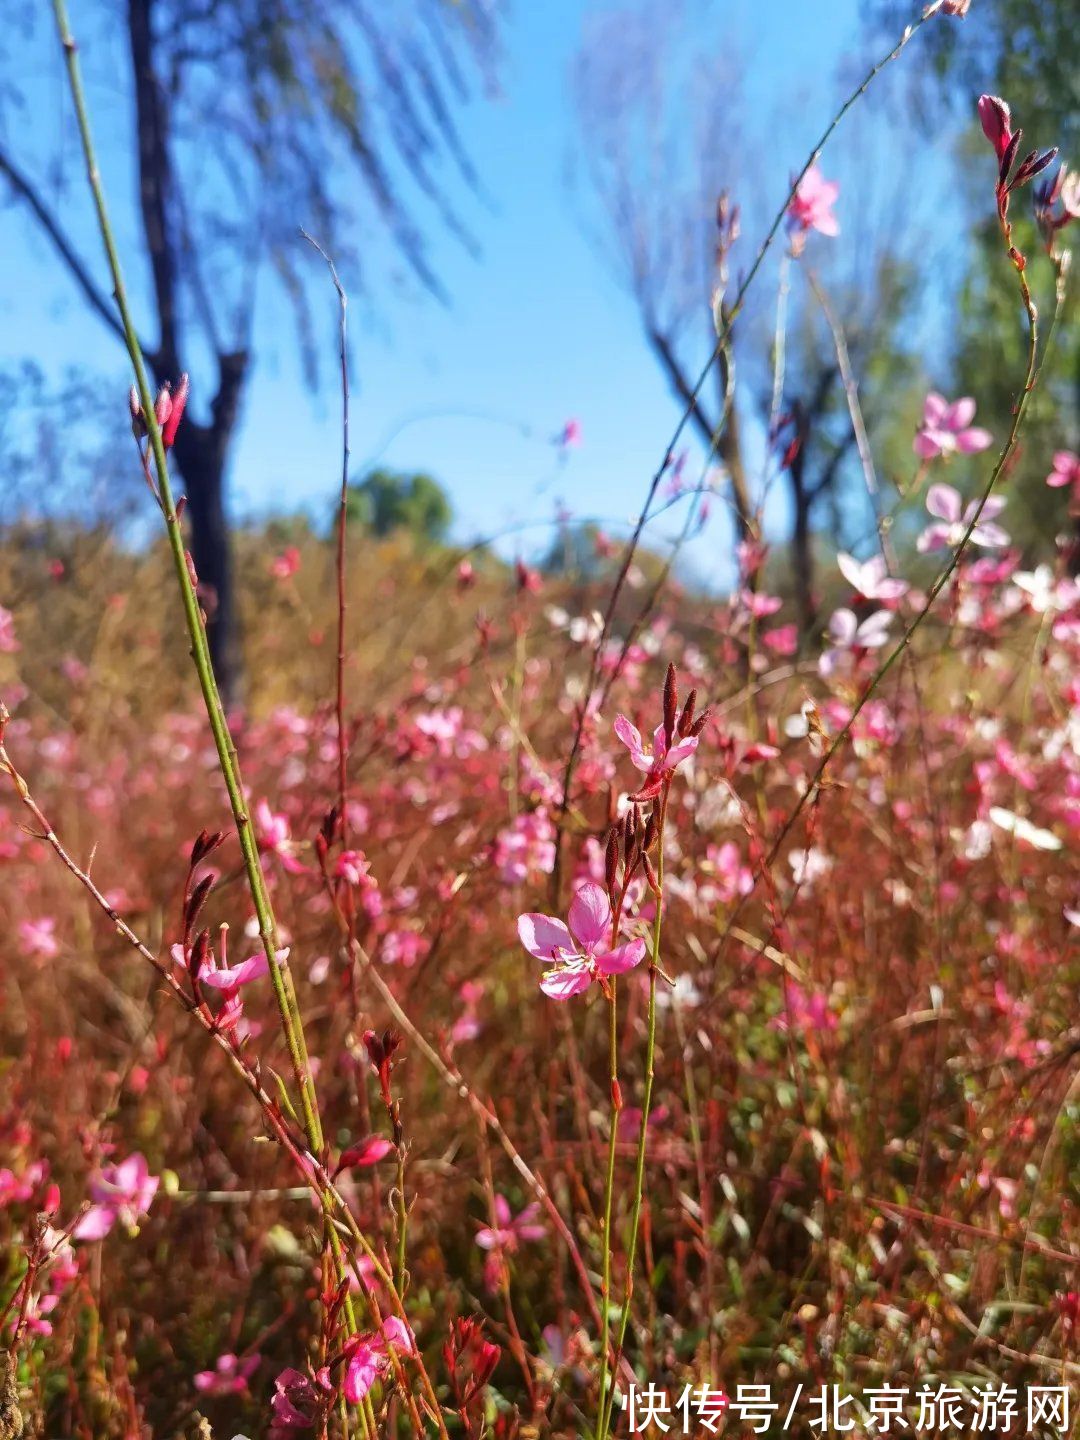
left=663, top=662, right=678, bottom=745
left=611, top=1077, right=623, bottom=1111
left=642, top=810, right=658, bottom=852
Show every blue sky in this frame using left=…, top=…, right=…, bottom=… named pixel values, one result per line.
left=1, top=0, right=964, bottom=586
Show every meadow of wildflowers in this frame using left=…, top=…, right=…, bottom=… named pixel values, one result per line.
left=1, top=3, right=1080, bottom=1438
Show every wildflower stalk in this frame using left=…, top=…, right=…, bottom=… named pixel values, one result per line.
left=597, top=785, right=669, bottom=1440
left=595, top=977, right=620, bottom=1425
left=758, top=192, right=1055, bottom=884
left=552, top=6, right=934, bottom=901
left=302, top=231, right=352, bottom=844
left=49, top=0, right=326, bottom=1163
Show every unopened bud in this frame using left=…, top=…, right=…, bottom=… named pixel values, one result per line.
left=663, top=663, right=678, bottom=746
left=978, top=94, right=1014, bottom=163
left=688, top=707, right=713, bottom=739
left=604, top=828, right=620, bottom=892
left=642, top=854, right=662, bottom=899
left=677, top=688, right=698, bottom=737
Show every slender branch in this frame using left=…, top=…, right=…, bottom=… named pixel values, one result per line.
left=0, top=146, right=126, bottom=344
left=302, top=230, right=352, bottom=842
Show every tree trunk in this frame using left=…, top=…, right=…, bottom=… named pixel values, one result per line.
left=168, top=352, right=248, bottom=708
left=788, top=403, right=817, bottom=639
left=176, top=445, right=240, bottom=707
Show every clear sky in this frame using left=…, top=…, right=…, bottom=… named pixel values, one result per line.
left=1, top=0, right=963, bottom=587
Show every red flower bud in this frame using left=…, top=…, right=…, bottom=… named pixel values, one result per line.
left=162, top=373, right=189, bottom=448
left=978, top=94, right=1013, bottom=161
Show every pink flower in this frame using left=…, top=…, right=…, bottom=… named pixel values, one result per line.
left=75, top=1153, right=159, bottom=1241
left=270, top=545, right=302, bottom=580
left=787, top=165, right=840, bottom=238
left=20, top=916, right=58, bottom=959
left=917, top=483, right=1009, bottom=552
left=820, top=608, right=892, bottom=677
left=255, top=799, right=307, bottom=874
left=343, top=1318, right=415, bottom=1404
left=194, top=1351, right=260, bottom=1396
left=518, top=882, right=646, bottom=1000
left=0, top=606, right=18, bottom=654
left=271, top=1367, right=327, bottom=1433
left=1047, top=450, right=1080, bottom=490
left=914, top=393, right=992, bottom=459
left=336, top=850, right=375, bottom=888
left=476, top=1195, right=545, bottom=1253
left=201, top=948, right=276, bottom=996
left=614, top=714, right=698, bottom=798
left=836, top=552, right=908, bottom=603
left=978, top=94, right=1014, bottom=161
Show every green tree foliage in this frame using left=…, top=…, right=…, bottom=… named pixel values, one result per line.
left=873, top=0, right=1079, bottom=556
left=346, top=468, right=452, bottom=543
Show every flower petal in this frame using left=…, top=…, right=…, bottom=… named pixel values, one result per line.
left=594, top=938, right=647, bottom=975
left=568, top=883, right=611, bottom=949
left=517, top=913, right=572, bottom=960
left=539, top=967, right=593, bottom=1000
left=926, top=483, right=961, bottom=522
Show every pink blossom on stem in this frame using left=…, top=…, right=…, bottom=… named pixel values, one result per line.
left=518, top=881, right=646, bottom=1000
left=1047, top=450, right=1080, bottom=490
left=475, top=1195, right=545, bottom=1253
left=914, top=393, right=992, bottom=459
left=836, top=552, right=908, bottom=603
left=75, top=1152, right=159, bottom=1241
left=194, top=1351, right=260, bottom=1396
left=200, top=948, right=277, bottom=996
left=787, top=164, right=840, bottom=238
left=614, top=714, right=698, bottom=799
left=917, top=483, right=1009, bottom=553
left=20, top=916, right=58, bottom=959
left=342, top=1317, right=415, bottom=1404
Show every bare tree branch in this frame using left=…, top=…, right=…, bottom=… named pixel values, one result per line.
left=0, top=146, right=126, bottom=345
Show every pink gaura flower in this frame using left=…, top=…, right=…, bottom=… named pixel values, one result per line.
left=75, top=1152, right=159, bottom=1241
left=518, top=882, right=646, bottom=1000
left=194, top=1351, right=261, bottom=1396
left=255, top=799, right=307, bottom=875
left=787, top=164, right=840, bottom=238
left=271, top=1366, right=329, bottom=1433
left=917, top=483, right=1009, bottom=552
left=476, top=1195, right=545, bottom=1253
left=837, top=552, right=908, bottom=603
left=819, top=608, right=892, bottom=677
left=20, top=916, right=58, bottom=959
left=1047, top=450, right=1080, bottom=491
left=201, top=948, right=278, bottom=996
left=343, top=1317, right=415, bottom=1404
left=614, top=714, right=698, bottom=799
left=914, top=393, right=992, bottom=459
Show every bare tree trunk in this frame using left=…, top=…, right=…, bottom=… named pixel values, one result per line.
left=167, top=353, right=248, bottom=707
left=646, top=323, right=752, bottom=548
left=787, top=402, right=817, bottom=639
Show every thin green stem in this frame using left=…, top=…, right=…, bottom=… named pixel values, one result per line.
left=595, top=979, right=620, bottom=1431
left=598, top=789, right=669, bottom=1440
left=49, top=0, right=324, bottom=1158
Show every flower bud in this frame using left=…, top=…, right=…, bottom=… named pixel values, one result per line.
left=978, top=94, right=1013, bottom=161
